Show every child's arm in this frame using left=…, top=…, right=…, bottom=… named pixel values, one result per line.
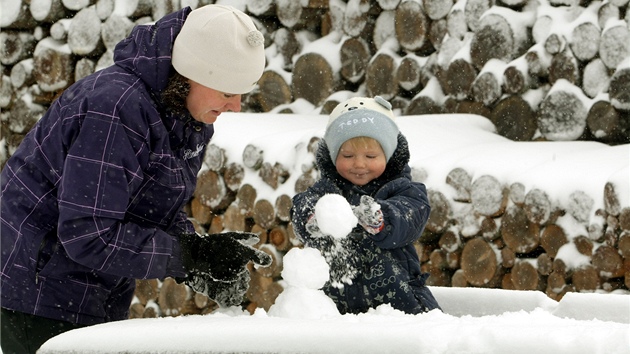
left=290, top=178, right=342, bottom=244
left=365, top=179, right=431, bottom=249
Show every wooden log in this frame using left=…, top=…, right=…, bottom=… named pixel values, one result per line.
left=223, top=162, right=244, bottom=192
left=572, top=265, right=600, bottom=291
left=549, top=48, right=580, bottom=86
left=373, top=10, right=396, bottom=51
left=469, top=7, right=534, bottom=70
left=566, top=190, right=594, bottom=224
left=604, top=182, right=622, bottom=217
left=569, top=3, right=601, bottom=62
left=490, top=94, right=537, bottom=141
left=269, top=225, right=292, bottom=252
left=376, top=0, right=400, bottom=11
left=524, top=42, right=551, bottom=79
left=274, top=194, right=293, bottom=223
left=1, top=0, right=38, bottom=29
left=33, top=37, right=74, bottom=93
left=537, top=253, right=553, bottom=276
left=67, top=5, right=104, bottom=56
left=537, top=81, right=590, bottom=141
left=470, top=175, right=507, bottom=217
left=342, top=0, right=371, bottom=37
left=396, top=54, right=429, bottom=93
left=62, top=0, right=93, bottom=11
left=272, top=28, right=300, bottom=71
left=471, top=59, right=506, bottom=106
left=394, top=0, right=430, bottom=52
left=75, top=57, right=95, bottom=81
left=446, top=56, right=477, bottom=100
left=258, top=70, right=292, bottom=112
left=464, top=0, right=493, bottom=32
left=502, top=55, right=534, bottom=95
left=292, top=52, right=336, bottom=106
left=151, top=0, right=177, bottom=21
left=423, top=0, right=452, bottom=20
left=0, top=75, right=14, bottom=109
left=194, top=169, right=233, bottom=211
left=460, top=237, right=499, bottom=287
left=295, top=170, right=317, bottom=194
left=597, top=1, right=620, bottom=29
left=129, top=302, right=145, bottom=319
left=135, top=279, right=159, bottom=306
left=509, top=182, right=526, bottom=206
left=500, top=247, right=516, bottom=268
left=546, top=271, right=567, bottom=299
left=445, top=167, right=472, bottom=203
left=428, top=18, right=447, bottom=52
left=446, top=0, right=467, bottom=40
left=592, top=245, right=624, bottom=278
left=50, top=19, right=71, bottom=41
left=425, top=189, right=452, bottom=234
left=451, top=269, right=468, bottom=287
left=582, top=58, right=611, bottom=99
left=457, top=205, right=481, bottom=239
left=30, top=0, right=70, bottom=23
left=235, top=184, right=257, bottom=219
left=619, top=231, right=630, bottom=259
left=502, top=204, right=541, bottom=254
left=365, top=50, right=399, bottom=100
left=511, top=260, right=543, bottom=291
left=259, top=162, right=290, bottom=190
left=246, top=271, right=284, bottom=312
left=10, top=59, right=35, bottom=89
left=223, top=203, right=247, bottom=232
left=190, top=196, right=213, bottom=226
left=609, top=59, right=630, bottom=111
left=101, top=14, right=134, bottom=50
left=246, top=0, right=275, bottom=17
left=0, top=31, right=36, bottom=66
left=540, top=224, right=568, bottom=258
left=256, top=244, right=283, bottom=278
left=586, top=100, right=627, bottom=143
left=158, top=277, right=190, bottom=317
left=253, top=199, right=277, bottom=229
left=243, top=144, right=264, bottom=170
left=405, top=77, right=445, bottom=115
left=599, top=20, right=630, bottom=70
left=203, top=144, right=226, bottom=172
left=340, top=36, right=371, bottom=84
left=523, top=189, right=552, bottom=225
left=620, top=207, right=630, bottom=231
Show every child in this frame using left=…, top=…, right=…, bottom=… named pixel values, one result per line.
left=291, top=96, right=441, bottom=315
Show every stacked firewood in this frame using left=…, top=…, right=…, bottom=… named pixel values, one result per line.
left=2, top=0, right=629, bottom=317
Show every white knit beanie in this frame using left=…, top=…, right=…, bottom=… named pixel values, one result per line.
left=172, top=5, right=265, bottom=94
left=324, top=96, right=399, bottom=164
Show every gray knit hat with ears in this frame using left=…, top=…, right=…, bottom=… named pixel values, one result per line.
left=324, top=96, right=399, bottom=164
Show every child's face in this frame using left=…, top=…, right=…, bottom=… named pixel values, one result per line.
left=335, top=138, right=387, bottom=186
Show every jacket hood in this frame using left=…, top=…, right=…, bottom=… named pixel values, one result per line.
left=316, top=133, right=412, bottom=189
left=113, top=7, right=191, bottom=94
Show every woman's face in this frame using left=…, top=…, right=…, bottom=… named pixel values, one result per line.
left=335, top=138, right=387, bottom=186
left=186, top=80, right=242, bottom=124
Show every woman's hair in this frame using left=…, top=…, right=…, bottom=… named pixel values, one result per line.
left=160, top=72, right=190, bottom=116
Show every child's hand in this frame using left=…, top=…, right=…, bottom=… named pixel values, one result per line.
left=352, top=195, right=384, bottom=235
left=305, top=214, right=325, bottom=237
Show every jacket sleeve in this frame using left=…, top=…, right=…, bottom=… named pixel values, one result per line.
left=290, top=177, right=341, bottom=245
left=56, top=91, right=185, bottom=280
left=369, top=178, right=431, bottom=249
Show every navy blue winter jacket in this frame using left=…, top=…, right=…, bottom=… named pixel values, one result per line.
left=0, top=7, right=212, bottom=325
left=291, top=134, right=441, bottom=314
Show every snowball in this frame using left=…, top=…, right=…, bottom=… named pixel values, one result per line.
left=315, top=194, right=358, bottom=239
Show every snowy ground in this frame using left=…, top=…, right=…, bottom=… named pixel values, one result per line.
left=36, top=105, right=630, bottom=353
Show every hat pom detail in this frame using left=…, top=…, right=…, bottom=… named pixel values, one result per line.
left=247, top=30, right=265, bottom=47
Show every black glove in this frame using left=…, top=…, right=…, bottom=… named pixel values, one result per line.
left=185, top=270, right=250, bottom=307
left=352, top=195, right=384, bottom=235
left=179, top=232, right=272, bottom=283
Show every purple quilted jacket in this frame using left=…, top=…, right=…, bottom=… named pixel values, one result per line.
left=0, top=7, right=213, bottom=325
